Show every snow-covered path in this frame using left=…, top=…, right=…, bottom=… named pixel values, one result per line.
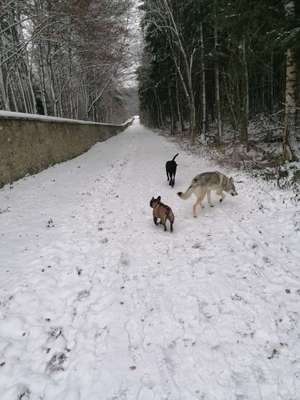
left=0, top=118, right=300, bottom=400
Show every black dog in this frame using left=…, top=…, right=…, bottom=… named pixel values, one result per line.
left=165, top=153, right=179, bottom=187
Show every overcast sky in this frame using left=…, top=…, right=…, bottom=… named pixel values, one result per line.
left=123, top=0, right=143, bottom=87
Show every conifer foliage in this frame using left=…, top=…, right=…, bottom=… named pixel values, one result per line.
left=138, top=0, right=300, bottom=159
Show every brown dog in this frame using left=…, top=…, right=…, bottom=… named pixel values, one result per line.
left=150, top=196, right=174, bottom=232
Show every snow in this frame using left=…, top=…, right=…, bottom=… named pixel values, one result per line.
left=0, top=117, right=300, bottom=399
left=0, top=110, right=132, bottom=126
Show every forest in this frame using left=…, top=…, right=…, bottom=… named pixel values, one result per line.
left=0, top=0, right=133, bottom=122
left=138, top=0, right=300, bottom=162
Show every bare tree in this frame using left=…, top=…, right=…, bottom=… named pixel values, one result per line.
left=0, top=0, right=131, bottom=122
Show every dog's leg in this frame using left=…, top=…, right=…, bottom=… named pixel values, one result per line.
left=166, top=169, right=170, bottom=182
left=193, top=202, right=197, bottom=218
left=217, top=190, right=225, bottom=202
left=207, top=190, right=214, bottom=207
left=161, top=216, right=167, bottom=231
left=193, top=199, right=202, bottom=217
left=171, top=174, right=175, bottom=187
left=168, top=217, right=173, bottom=232
left=153, top=216, right=158, bottom=225
left=193, top=193, right=205, bottom=217
left=200, top=191, right=206, bottom=208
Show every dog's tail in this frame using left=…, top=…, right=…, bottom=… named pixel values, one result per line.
left=177, top=184, right=193, bottom=200
left=172, top=153, right=179, bottom=161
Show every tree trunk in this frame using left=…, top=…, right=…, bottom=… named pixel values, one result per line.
left=28, top=70, right=37, bottom=114
left=38, top=44, right=48, bottom=115
left=269, top=52, right=274, bottom=114
left=190, top=101, right=197, bottom=143
left=282, top=0, right=299, bottom=160
left=17, top=68, right=28, bottom=113
left=155, top=88, right=163, bottom=127
left=240, top=37, right=249, bottom=144
left=200, top=22, right=207, bottom=139
left=175, top=75, right=184, bottom=133
left=9, top=77, right=18, bottom=111
left=214, top=0, right=222, bottom=145
left=168, top=84, right=175, bottom=135
left=48, top=60, right=57, bottom=116
left=0, top=65, right=10, bottom=110
left=283, top=48, right=299, bottom=160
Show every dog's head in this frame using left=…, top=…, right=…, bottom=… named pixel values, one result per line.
left=150, top=196, right=161, bottom=208
left=226, top=177, right=238, bottom=196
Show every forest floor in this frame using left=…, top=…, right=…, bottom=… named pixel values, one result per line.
left=0, top=117, right=300, bottom=400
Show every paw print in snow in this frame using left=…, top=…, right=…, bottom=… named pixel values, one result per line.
left=46, top=352, right=67, bottom=373
left=47, top=218, right=55, bottom=228
left=17, top=385, right=31, bottom=400
left=48, top=327, right=63, bottom=339
left=77, top=290, right=90, bottom=301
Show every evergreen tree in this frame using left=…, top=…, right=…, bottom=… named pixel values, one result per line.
left=138, top=0, right=300, bottom=157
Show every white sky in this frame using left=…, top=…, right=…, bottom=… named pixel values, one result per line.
left=123, top=0, right=143, bottom=87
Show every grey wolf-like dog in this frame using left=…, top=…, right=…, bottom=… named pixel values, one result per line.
left=177, top=171, right=238, bottom=217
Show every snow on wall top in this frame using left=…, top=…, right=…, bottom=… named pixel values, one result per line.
left=0, top=110, right=133, bottom=127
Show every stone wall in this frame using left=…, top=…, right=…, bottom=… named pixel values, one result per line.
left=0, top=112, right=132, bottom=187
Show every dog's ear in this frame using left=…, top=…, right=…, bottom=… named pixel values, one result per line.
left=157, top=196, right=161, bottom=201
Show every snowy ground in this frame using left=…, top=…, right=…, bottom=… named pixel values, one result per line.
left=0, top=118, right=300, bottom=400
